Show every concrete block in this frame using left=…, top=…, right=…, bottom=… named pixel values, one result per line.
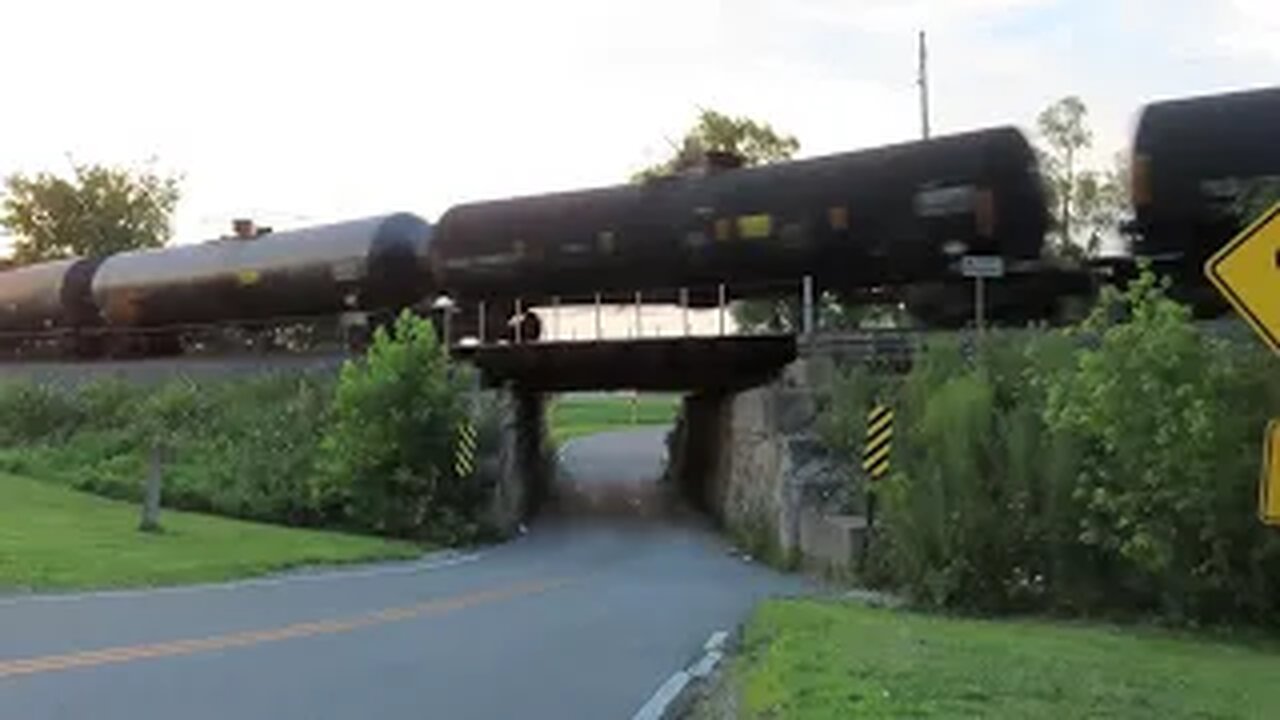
left=799, top=511, right=868, bottom=570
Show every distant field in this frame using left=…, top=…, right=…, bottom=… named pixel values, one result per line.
left=712, top=599, right=1280, bottom=720
left=0, top=473, right=422, bottom=591
left=548, top=393, right=681, bottom=443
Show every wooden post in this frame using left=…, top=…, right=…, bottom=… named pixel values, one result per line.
left=139, top=442, right=164, bottom=533
left=975, top=276, right=986, bottom=334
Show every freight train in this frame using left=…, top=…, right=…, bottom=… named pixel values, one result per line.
left=0, top=85, right=1275, bottom=357
left=0, top=214, right=432, bottom=356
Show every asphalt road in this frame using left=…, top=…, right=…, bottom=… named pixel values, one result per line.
left=0, top=426, right=807, bottom=719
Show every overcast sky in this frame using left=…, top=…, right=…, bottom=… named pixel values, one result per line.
left=1, top=0, right=1276, bottom=249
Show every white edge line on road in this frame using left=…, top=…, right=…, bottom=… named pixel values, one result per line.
left=631, top=629, right=727, bottom=720
left=703, top=630, right=728, bottom=653
left=632, top=671, right=691, bottom=720
left=0, top=551, right=484, bottom=607
left=689, top=650, right=723, bottom=679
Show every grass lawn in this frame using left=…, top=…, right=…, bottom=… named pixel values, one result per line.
left=548, top=393, right=680, bottom=443
left=0, top=473, right=423, bottom=591
left=722, top=599, right=1280, bottom=719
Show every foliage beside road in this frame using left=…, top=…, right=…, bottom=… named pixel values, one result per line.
left=0, top=472, right=420, bottom=591
left=548, top=393, right=679, bottom=443
left=0, top=312, right=487, bottom=544
left=715, top=599, right=1280, bottom=720
left=822, top=269, right=1280, bottom=625
left=316, top=312, right=484, bottom=542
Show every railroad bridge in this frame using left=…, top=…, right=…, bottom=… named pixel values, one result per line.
left=443, top=286, right=921, bottom=573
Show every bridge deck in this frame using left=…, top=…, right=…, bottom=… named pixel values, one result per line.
left=452, top=335, right=798, bottom=392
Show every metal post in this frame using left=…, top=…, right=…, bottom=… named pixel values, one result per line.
left=477, top=300, right=486, bottom=344
left=679, top=288, right=689, bottom=337
left=802, top=275, right=815, bottom=338
left=717, top=283, right=727, bottom=336
left=634, top=291, right=643, bottom=339
left=552, top=296, right=560, bottom=341
left=975, top=277, right=986, bottom=334
left=514, top=298, right=523, bottom=344
left=594, top=293, right=602, bottom=340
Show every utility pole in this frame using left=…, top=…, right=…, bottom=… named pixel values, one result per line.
left=917, top=30, right=931, bottom=140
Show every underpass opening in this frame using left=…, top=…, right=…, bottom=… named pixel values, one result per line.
left=460, top=335, right=800, bottom=536
left=542, top=391, right=690, bottom=525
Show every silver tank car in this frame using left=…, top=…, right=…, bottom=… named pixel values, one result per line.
left=91, top=213, right=433, bottom=327
left=0, top=257, right=101, bottom=332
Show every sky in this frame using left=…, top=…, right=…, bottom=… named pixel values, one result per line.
left=0, top=0, right=1277, bottom=250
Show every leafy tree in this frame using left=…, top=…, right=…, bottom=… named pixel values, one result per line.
left=1035, top=97, right=1132, bottom=258
left=1037, top=97, right=1090, bottom=252
left=1, top=161, right=181, bottom=264
left=1072, top=154, right=1129, bottom=256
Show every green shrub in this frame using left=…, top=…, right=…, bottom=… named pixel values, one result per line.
left=875, top=336, right=1064, bottom=611
left=825, top=268, right=1280, bottom=625
left=0, top=376, right=333, bottom=523
left=315, top=311, right=479, bottom=542
left=0, top=323, right=490, bottom=542
left=1044, top=273, right=1280, bottom=622
left=0, top=382, right=83, bottom=442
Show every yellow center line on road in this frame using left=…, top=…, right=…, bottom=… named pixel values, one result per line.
left=0, top=577, right=570, bottom=680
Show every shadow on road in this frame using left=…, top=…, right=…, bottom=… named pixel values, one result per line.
left=540, top=426, right=696, bottom=526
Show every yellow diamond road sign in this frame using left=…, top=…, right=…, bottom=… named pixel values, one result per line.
left=1204, top=202, right=1280, bottom=355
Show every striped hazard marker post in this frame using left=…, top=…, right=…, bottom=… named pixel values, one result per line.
left=454, top=419, right=477, bottom=479
left=862, top=404, right=894, bottom=481
left=861, top=403, right=894, bottom=563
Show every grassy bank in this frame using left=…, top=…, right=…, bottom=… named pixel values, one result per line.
left=0, top=375, right=335, bottom=526
left=712, top=599, right=1280, bottom=719
left=548, top=393, right=680, bottom=443
left=0, top=472, right=422, bottom=591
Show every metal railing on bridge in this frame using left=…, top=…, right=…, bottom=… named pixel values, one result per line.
left=434, top=276, right=923, bottom=370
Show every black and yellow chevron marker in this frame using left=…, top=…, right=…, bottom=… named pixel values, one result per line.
left=863, top=404, right=893, bottom=481
left=454, top=419, right=477, bottom=478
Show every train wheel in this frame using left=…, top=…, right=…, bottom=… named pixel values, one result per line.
left=71, top=333, right=106, bottom=360
left=145, top=332, right=184, bottom=357
left=902, top=283, right=971, bottom=329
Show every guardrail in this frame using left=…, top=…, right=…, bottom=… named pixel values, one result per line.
left=441, top=275, right=894, bottom=347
